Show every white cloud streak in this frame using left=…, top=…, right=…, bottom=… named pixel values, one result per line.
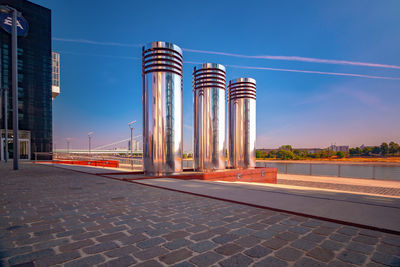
left=53, top=37, right=400, bottom=71
left=223, top=64, right=400, bottom=81
left=182, top=48, right=400, bottom=70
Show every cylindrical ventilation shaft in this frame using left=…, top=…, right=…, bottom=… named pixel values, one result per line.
left=228, top=78, right=256, bottom=169
left=193, top=63, right=226, bottom=171
left=142, top=41, right=183, bottom=175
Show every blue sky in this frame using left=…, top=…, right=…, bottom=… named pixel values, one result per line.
left=33, top=0, right=400, bottom=151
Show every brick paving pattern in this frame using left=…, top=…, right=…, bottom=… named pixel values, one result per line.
left=1, top=163, right=400, bottom=266
left=278, top=179, right=400, bottom=196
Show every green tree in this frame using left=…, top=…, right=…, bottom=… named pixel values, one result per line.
left=276, top=149, right=294, bottom=160
left=279, top=145, right=293, bottom=151
left=389, top=142, right=400, bottom=155
left=380, top=142, right=389, bottom=156
left=362, top=147, right=373, bottom=156
left=372, top=146, right=381, bottom=155
left=256, top=150, right=263, bottom=159
left=336, top=151, right=345, bottom=158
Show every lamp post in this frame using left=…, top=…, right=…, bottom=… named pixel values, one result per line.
left=88, top=132, right=93, bottom=156
left=2, top=87, right=8, bottom=162
left=128, top=121, right=136, bottom=156
left=66, top=138, right=70, bottom=154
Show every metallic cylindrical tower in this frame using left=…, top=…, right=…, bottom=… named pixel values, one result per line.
left=142, top=41, right=183, bottom=175
left=228, top=78, right=256, bottom=169
left=193, top=63, right=226, bottom=171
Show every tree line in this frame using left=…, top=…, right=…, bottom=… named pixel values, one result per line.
left=256, top=142, right=400, bottom=160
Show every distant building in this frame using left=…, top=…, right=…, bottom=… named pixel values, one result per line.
left=0, top=0, right=52, bottom=160
left=258, top=148, right=323, bottom=154
left=328, top=145, right=349, bottom=153
left=52, top=51, right=60, bottom=99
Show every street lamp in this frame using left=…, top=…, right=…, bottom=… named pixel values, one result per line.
left=128, top=121, right=136, bottom=157
left=88, top=131, right=93, bottom=156
left=66, top=138, right=70, bottom=154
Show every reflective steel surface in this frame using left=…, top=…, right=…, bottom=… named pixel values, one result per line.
left=193, top=63, right=226, bottom=171
left=142, top=41, right=183, bottom=175
left=228, top=78, right=256, bottom=169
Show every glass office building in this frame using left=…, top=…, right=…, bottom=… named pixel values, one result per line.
left=0, top=0, right=52, bottom=160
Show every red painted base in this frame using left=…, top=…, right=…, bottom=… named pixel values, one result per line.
left=121, top=167, right=277, bottom=184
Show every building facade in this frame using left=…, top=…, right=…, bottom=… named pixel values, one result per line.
left=52, top=51, right=60, bottom=99
left=0, top=0, right=52, bottom=160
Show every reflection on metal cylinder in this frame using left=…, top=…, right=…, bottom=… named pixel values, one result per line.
left=142, top=41, right=183, bottom=175
left=228, top=78, right=256, bottom=169
left=193, top=63, right=226, bottom=171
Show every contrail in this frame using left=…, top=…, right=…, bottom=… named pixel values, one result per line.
left=56, top=51, right=400, bottom=81
left=224, top=64, right=400, bottom=81
left=182, top=48, right=400, bottom=70
left=53, top=37, right=400, bottom=70
left=52, top=37, right=143, bottom=48
left=184, top=61, right=400, bottom=81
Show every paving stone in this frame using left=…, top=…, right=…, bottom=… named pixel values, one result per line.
left=244, top=245, right=272, bottom=258
left=32, top=251, right=80, bottom=267
left=71, top=230, right=101, bottom=241
left=82, top=241, right=118, bottom=254
left=275, top=247, right=303, bottom=261
left=313, top=226, right=335, bottom=236
left=119, top=233, right=147, bottom=245
left=215, top=243, right=243, bottom=256
left=276, top=231, right=299, bottom=241
left=96, top=232, right=127, bottom=242
left=359, top=229, right=382, bottom=238
left=302, top=233, right=326, bottom=243
left=281, top=219, right=300, bottom=226
left=163, top=231, right=189, bottom=241
left=262, top=237, right=288, bottom=250
left=291, top=239, right=317, bottom=251
left=33, top=238, right=69, bottom=250
left=253, top=256, right=288, bottom=267
left=189, top=251, right=223, bottom=267
left=137, top=237, right=165, bottom=249
left=164, top=238, right=193, bottom=250
left=189, top=241, right=217, bottom=253
left=381, top=235, right=400, bottom=247
left=302, top=220, right=323, bottom=228
left=59, top=239, right=94, bottom=252
left=376, top=243, right=400, bottom=255
left=98, top=255, right=136, bottom=267
left=330, top=233, right=351, bottom=243
left=252, top=230, right=274, bottom=239
left=186, top=225, right=208, bottom=233
left=268, top=224, right=289, bottom=233
left=133, top=246, right=168, bottom=260
left=338, top=227, right=358, bottom=236
left=353, top=235, right=378, bottom=245
left=327, top=260, right=355, bottom=267
left=159, top=248, right=193, bottom=265
left=56, top=229, right=84, bottom=238
left=212, top=233, right=239, bottom=244
left=64, top=254, right=105, bottom=267
left=234, top=235, right=261, bottom=248
left=132, top=259, right=163, bottom=267
left=172, top=261, right=196, bottom=267
left=306, top=246, right=335, bottom=262
left=289, top=225, right=312, bottom=234
left=219, top=253, right=253, bottom=267
left=0, top=246, right=33, bottom=259
left=294, top=257, right=326, bottom=267
left=347, top=241, right=374, bottom=254
left=8, top=249, right=55, bottom=266
left=105, top=245, right=139, bottom=258
left=371, top=251, right=400, bottom=266
left=210, top=226, right=230, bottom=235
left=321, top=240, right=343, bottom=251
left=230, top=228, right=253, bottom=236
left=338, top=250, right=367, bottom=265
left=190, top=231, right=215, bottom=241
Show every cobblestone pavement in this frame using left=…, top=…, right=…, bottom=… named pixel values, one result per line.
left=278, top=179, right=400, bottom=197
left=1, top=163, right=400, bottom=267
